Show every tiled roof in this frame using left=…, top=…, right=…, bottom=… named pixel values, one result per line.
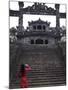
left=28, top=18, right=50, bottom=26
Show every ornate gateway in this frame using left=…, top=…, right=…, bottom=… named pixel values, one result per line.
left=9, top=1, right=66, bottom=89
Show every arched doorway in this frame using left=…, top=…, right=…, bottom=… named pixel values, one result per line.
left=45, top=40, right=48, bottom=44
left=31, top=39, right=34, bottom=44
left=36, top=39, right=43, bottom=44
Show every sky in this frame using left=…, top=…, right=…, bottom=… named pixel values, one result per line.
left=9, top=1, right=66, bottom=29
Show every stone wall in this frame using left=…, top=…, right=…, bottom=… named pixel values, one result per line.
left=19, top=36, right=56, bottom=48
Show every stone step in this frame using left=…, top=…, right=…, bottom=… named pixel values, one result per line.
left=28, top=76, right=65, bottom=81
left=28, top=78, right=65, bottom=83
left=11, top=70, right=65, bottom=82
left=28, top=69, right=65, bottom=72
left=21, top=67, right=64, bottom=72
left=28, top=71, right=65, bottom=74
left=11, top=78, right=65, bottom=85
left=10, top=76, right=65, bottom=84
left=28, top=71, right=65, bottom=75
left=28, top=74, right=64, bottom=78
left=29, top=81, right=66, bottom=87
left=31, top=68, right=65, bottom=71
left=10, top=80, right=65, bottom=89
left=16, top=66, right=65, bottom=71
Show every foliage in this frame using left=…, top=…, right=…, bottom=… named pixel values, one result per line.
left=9, top=27, right=17, bottom=43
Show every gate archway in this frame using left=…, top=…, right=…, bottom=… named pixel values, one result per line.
left=36, top=39, right=43, bottom=44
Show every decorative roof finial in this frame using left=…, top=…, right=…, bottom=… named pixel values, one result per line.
left=39, top=18, right=41, bottom=21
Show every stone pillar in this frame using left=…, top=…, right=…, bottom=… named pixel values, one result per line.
left=18, top=2, right=24, bottom=31
left=55, top=4, right=60, bottom=37
left=43, top=40, right=45, bottom=44
left=34, top=39, right=35, bottom=44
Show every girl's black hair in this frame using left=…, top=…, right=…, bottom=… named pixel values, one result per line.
left=18, top=64, right=25, bottom=77
left=20, top=64, right=25, bottom=73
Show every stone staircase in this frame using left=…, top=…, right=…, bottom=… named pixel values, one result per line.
left=9, top=44, right=66, bottom=88
left=27, top=66, right=65, bottom=87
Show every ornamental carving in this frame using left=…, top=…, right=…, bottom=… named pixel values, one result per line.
left=23, top=2, right=56, bottom=14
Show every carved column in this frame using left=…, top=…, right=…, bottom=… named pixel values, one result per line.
left=55, top=4, right=60, bottom=37
left=18, top=2, right=24, bottom=31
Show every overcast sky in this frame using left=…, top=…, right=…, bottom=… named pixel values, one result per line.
left=10, top=1, right=66, bottom=29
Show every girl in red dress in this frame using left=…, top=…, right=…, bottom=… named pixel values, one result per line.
left=17, top=64, right=31, bottom=88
